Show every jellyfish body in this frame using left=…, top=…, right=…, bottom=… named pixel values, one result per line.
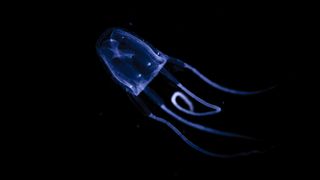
left=96, top=28, right=168, bottom=96
left=96, top=28, right=272, bottom=158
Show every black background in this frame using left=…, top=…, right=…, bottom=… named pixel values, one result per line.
left=9, top=2, right=306, bottom=178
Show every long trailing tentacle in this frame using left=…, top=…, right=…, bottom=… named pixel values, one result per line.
left=129, top=93, right=260, bottom=158
left=144, top=87, right=254, bottom=140
left=149, top=113, right=260, bottom=158
left=161, top=68, right=222, bottom=115
left=167, top=58, right=275, bottom=95
left=171, top=91, right=218, bottom=116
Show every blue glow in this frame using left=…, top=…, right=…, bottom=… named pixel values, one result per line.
left=97, top=28, right=273, bottom=158
left=96, top=28, right=168, bottom=96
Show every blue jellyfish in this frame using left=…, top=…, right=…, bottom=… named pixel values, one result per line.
left=96, top=28, right=273, bottom=158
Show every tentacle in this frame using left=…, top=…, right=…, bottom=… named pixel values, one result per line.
left=177, top=83, right=222, bottom=113
left=171, top=91, right=219, bottom=116
left=160, top=104, right=253, bottom=140
left=161, top=68, right=222, bottom=114
left=149, top=113, right=261, bottom=158
left=127, top=93, right=152, bottom=116
left=168, top=58, right=275, bottom=95
left=128, top=93, right=260, bottom=158
left=171, top=91, right=194, bottom=112
left=144, top=87, right=254, bottom=140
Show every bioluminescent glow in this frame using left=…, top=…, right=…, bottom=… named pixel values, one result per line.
left=96, top=28, right=273, bottom=158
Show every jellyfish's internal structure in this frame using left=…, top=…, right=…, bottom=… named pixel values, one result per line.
left=96, top=28, right=272, bottom=158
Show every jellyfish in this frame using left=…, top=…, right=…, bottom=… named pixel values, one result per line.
left=96, top=28, right=273, bottom=158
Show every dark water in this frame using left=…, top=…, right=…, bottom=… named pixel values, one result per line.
left=9, top=2, right=305, bottom=178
